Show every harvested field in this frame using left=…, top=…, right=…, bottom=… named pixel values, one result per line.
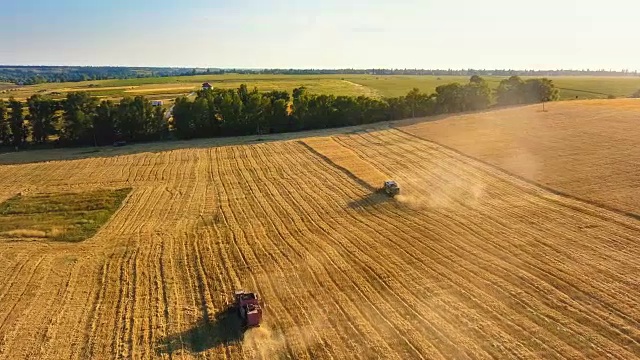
left=0, top=113, right=639, bottom=359
left=401, top=99, right=640, bottom=215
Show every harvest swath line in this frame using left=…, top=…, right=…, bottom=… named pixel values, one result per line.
left=0, top=256, right=50, bottom=356
left=233, top=148, right=326, bottom=341
left=336, top=130, right=640, bottom=357
left=217, top=146, right=309, bottom=358
left=266, top=144, right=430, bottom=358
left=0, top=256, right=47, bottom=332
left=81, top=260, right=109, bottom=359
left=245, top=145, right=368, bottom=357
left=0, top=124, right=639, bottom=359
left=232, top=146, right=339, bottom=358
left=231, top=145, right=362, bottom=356
left=246, top=146, right=360, bottom=358
left=350, top=133, right=592, bottom=354
left=393, top=128, right=640, bottom=223
left=376, top=131, right=636, bottom=292
left=267, top=144, right=429, bottom=357
left=285, top=144, right=462, bottom=358
left=247, top=146, right=369, bottom=357
left=35, top=258, right=79, bottom=358
left=323, top=137, right=543, bottom=357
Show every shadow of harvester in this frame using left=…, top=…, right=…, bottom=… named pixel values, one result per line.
left=156, top=307, right=244, bottom=355
left=348, top=191, right=395, bottom=209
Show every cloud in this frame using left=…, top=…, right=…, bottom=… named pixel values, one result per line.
left=351, top=26, right=385, bottom=33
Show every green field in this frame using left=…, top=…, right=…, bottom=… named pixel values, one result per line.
left=0, top=188, right=131, bottom=242
left=343, top=75, right=640, bottom=99
left=3, top=74, right=640, bottom=102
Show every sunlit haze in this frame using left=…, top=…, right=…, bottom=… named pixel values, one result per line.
left=1, top=0, right=637, bottom=70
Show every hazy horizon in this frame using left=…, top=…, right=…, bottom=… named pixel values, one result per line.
left=1, top=0, right=638, bottom=70
left=0, top=65, right=636, bottom=72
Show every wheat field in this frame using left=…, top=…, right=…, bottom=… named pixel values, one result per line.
left=0, top=102, right=639, bottom=359
left=401, top=99, right=640, bottom=216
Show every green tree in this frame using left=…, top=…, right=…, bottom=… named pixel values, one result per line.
left=244, top=92, right=270, bottom=134
left=332, top=96, right=360, bottom=127
left=115, top=97, right=135, bottom=141
left=406, top=88, right=420, bottom=118
left=523, top=78, right=559, bottom=103
left=27, top=95, right=58, bottom=144
left=8, top=98, right=25, bottom=147
left=61, top=92, right=97, bottom=145
left=237, top=84, right=249, bottom=104
left=237, top=84, right=258, bottom=105
left=305, top=94, right=335, bottom=130
left=463, top=76, right=491, bottom=111
left=136, top=97, right=164, bottom=140
left=94, top=100, right=116, bottom=146
left=469, top=75, right=484, bottom=84
left=261, top=90, right=291, bottom=133
left=172, top=96, right=195, bottom=139
left=150, top=106, right=168, bottom=140
left=292, top=87, right=309, bottom=130
left=435, top=83, right=465, bottom=113
left=192, top=97, right=213, bottom=136
left=358, top=96, right=390, bottom=124
left=403, top=88, right=435, bottom=117
left=266, top=98, right=290, bottom=133
left=0, top=100, right=10, bottom=146
left=217, top=90, right=244, bottom=135
left=116, top=96, right=158, bottom=142
left=264, top=90, right=290, bottom=103
left=496, top=76, right=525, bottom=105
left=387, top=97, right=410, bottom=120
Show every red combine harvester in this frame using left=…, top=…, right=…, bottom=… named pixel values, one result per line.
left=234, top=290, right=262, bottom=327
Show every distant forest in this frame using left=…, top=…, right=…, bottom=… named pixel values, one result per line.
left=1, top=66, right=638, bottom=85
left=0, top=66, right=195, bottom=85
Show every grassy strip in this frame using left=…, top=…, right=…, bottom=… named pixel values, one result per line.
left=0, top=188, right=131, bottom=242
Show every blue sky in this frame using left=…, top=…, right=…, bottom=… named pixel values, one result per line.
left=0, top=0, right=637, bottom=69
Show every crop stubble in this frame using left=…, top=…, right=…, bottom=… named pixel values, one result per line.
left=0, top=123, right=638, bottom=359
left=399, top=99, right=640, bottom=216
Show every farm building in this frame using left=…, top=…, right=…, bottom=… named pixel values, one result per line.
left=202, top=82, right=212, bottom=90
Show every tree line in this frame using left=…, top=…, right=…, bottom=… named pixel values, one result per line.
left=0, top=93, right=167, bottom=148
left=2, top=65, right=637, bottom=85
left=0, top=66, right=195, bottom=85
left=171, top=76, right=558, bottom=138
left=229, top=69, right=639, bottom=77
left=0, top=76, right=558, bottom=149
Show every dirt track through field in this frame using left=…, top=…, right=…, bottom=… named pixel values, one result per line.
left=0, top=125, right=639, bottom=359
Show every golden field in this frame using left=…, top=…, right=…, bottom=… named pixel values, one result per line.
left=0, top=100, right=638, bottom=359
